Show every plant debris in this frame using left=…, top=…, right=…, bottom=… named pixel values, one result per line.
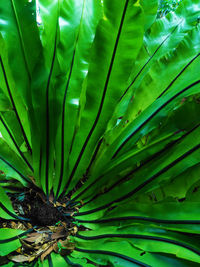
left=0, top=189, right=84, bottom=264
left=9, top=189, right=79, bottom=226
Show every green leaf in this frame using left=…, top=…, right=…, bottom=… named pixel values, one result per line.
left=0, top=186, right=20, bottom=220
left=0, top=228, right=26, bottom=256
left=90, top=25, right=200, bottom=175
left=0, top=87, right=11, bottom=112
left=105, top=0, right=200, bottom=135
left=0, top=36, right=33, bottom=172
left=0, top=138, right=32, bottom=186
left=1, top=1, right=200, bottom=266
left=53, top=0, right=102, bottom=198
left=141, top=0, right=158, bottom=30
left=72, top=236, right=200, bottom=266
left=38, top=253, right=69, bottom=267
left=64, top=0, right=145, bottom=195
left=73, top=92, right=200, bottom=201
left=74, top=224, right=200, bottom=264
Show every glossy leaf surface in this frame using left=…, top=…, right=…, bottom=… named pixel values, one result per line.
left=0, top=0, right=200, bottom=266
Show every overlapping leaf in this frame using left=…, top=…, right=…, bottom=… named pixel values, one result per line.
left=0, top=0, right=200, bottom=266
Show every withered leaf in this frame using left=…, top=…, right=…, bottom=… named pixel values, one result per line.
left=23, top=232, right=41, bottom=243
left=51, top=226, right=67, bottom=240
left=24, top=232, right=50, bottom=244
left=9, top=255, right=31, bottom=263
left=40, top=245, right=54, bottom=262
left=59, top=239, right=75, bottom=251
left=20, top=239, right=34, bottom=249
left=28, top=176, right=36, bottom=185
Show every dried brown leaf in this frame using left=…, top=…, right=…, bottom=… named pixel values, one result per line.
left=28, top=176, right=37, bottom=185
left=24, top=232, right=49, bottom=244
left=9, top=255, right=31, bottom=263
left=35, top=233, right=48, bottom=244
left=20, top=239, right=34, bottom=249
left=27, top=223, right=33, bottom=229
left=10, top=221, right=17, bottom=228
left=51, top=226, right=67, bottom=240
left=23, top=232, right=41, bottom=243
left=51, top=232, right=66, bottom=240
left=16, top=247, right=22, bottom=253
left=40, top=245, right=54, bottom=262
left=42, top=243, right=48, bottom=249
left=59, top=239, right=75, bottom=251
left=28, top=256, right=36, bottom=262
left=53, top=242, right=59, bottom=253
left=49, top=192, right=54, bottom=203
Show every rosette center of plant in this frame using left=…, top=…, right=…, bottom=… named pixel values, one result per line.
left=10, top=190, right=79, bottom=227
left=0, top=190, right=82, bottom=262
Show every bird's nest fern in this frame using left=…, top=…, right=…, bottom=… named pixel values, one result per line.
left=0, top=0, right=200, bottom=266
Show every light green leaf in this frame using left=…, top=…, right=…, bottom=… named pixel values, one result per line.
left=0, top=186, right=19, bottom=220
left=0, top=228, right=24, bottom=256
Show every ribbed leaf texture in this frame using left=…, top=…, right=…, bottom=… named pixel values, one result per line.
left=0, top=0, right=200, bottom=266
